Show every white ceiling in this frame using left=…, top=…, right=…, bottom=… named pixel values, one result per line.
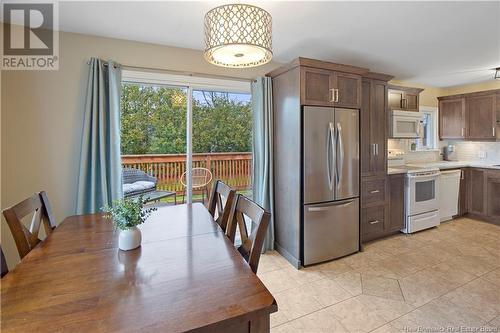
left=55, top=1, right=500, bottom=87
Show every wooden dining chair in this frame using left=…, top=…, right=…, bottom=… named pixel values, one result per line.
left=1, top=246, right=8, bottom=278
left=226, top=195, right=271, bottom=274
left=2, top=191, right=57, bottom=260
left=207, top=180, right=236, bottom=232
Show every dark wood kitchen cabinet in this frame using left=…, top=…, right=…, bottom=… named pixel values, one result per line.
left=300, top=63, right=362, bottom=109
left=360, top=72, right=394, bottom=243
left=438, top=89, right=499, bottom=141
left=361, top=173, right=405, bottom=242
left=388, top=85, right=423, bottom=112
left=361, top=76, right=390, bottom=177
left=457, top=168, right=468, bottom=216
left=387, top=173, right=405, bottom=232
left=467, top=93, right=497, bottom=140
left=466, top=168, right=500, bottom=224
left=468, top=168, right=486, bottom=215
left=439, top=98, right=466, bottom=139
left=268, top=57, right=369, bottom=267
left=486, top=170, right=500, bottom=221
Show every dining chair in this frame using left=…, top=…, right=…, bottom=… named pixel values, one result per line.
left=2, top=191, right=57, bottom=260
left=207, top=180, right=236, bottom=232
left=180, top=167, right=213, bottom=204
left=226, top=194, right=271, bottom=274
left=1, top=246, right=8, bottom=278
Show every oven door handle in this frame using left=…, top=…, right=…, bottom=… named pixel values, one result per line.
left=406, top=173, right=440, bottom=179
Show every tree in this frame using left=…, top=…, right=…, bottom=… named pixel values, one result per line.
left=120, top=84, right=252, bottom=155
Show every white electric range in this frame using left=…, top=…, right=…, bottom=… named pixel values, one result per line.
left=389, top=159, right=441, bottom=233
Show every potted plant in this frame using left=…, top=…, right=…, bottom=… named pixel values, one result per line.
left=103, top=196, right=157, bottom=251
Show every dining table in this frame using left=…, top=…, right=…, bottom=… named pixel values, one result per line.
left=1, top=203, right=277, bottom=332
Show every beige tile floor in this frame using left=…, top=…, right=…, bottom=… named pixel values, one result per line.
left=258, top=217, right=500, bottom=333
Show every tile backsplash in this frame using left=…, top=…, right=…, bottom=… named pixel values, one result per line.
left=388, top=139, right=500, bottom=164
left=443, top=141, right=500, bottom=163
left=388, top=139, right=441, bottom=163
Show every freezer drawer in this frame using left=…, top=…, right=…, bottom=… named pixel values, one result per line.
left=303, top=198, right=359, bottom=265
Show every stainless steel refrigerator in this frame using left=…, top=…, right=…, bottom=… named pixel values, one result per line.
left=303, top=106, right=360, bottom=265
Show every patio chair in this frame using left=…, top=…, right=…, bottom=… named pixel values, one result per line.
left=180, top=168, right=213, bottom=204
left=122, top=167, right=157, bottom=197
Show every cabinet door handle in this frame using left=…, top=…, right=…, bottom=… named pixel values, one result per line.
left=493, top=127, right=496, bottom=137
left=461, top=128, right=465, bottom=137
left=334, top=89, right=339, bottom=102
left=370, top=190, right=380, bottom=194
left=329, top=89, right=335, bottom=103
left=369, top=220, right=380, bottom=225
left=375, top=143, right=379, bottom=156
left=461, top=170, right=464, bottom=180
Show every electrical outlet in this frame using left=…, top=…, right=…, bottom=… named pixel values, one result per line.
left=478, top=151, right=487, bottom=159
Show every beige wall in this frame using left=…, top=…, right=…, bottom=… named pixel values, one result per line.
left=1, top=31, right=279, bottom=268
left=441, top=80, right=500, bottom=96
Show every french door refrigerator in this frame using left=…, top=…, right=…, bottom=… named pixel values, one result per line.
left=303, top=106, right=359, bottom=265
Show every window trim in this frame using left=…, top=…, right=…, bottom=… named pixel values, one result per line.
left=417, top=106, right=438, bottom=150
left=122, top=69, right=251, bottom=94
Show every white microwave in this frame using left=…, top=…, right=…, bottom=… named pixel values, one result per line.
left=390, top=110, right=423, bottom=138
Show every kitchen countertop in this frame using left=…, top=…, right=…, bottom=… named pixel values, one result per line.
left=388, top=161, right=500, bottom=175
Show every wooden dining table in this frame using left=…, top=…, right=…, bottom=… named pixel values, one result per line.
left=1, top=203, right=277, bottom=332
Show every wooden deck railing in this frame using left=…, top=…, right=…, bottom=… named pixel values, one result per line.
left=122, top=152, right=252, bottom=193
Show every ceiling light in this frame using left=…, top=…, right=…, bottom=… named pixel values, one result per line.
left=204, top=4, right=272, bottom=68
left=495, top=68, right=500, bottom=80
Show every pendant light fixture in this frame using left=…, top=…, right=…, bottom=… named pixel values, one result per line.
left=204, top=3, right=272, bottom=68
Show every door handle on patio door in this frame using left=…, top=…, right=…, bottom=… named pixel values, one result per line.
left=336, top=123, right=344, bottom=187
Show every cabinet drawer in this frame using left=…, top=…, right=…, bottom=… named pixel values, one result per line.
left=361, top=179, right=386, bottom=205
left=361, top=206, right=385, bottom=236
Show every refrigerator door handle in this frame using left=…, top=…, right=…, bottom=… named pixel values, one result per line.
left=328, top=122, right=336, bottom=190
left=326, top=123, right=333, bottom=190
left=336, top=123, right=344, bottom=188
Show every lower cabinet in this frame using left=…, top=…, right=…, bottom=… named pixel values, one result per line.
left=387, top=174, right=405, bottom=232
left=361, top=174, right=405, bottom=242
left=486, top=170, right=500, bottom=222
left=467, top=168, right=500, bottom=223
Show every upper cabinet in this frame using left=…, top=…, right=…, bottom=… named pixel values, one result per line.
left=387, top=85, right=423, bottom=112
left=439, top=98, right=466, bottom=139
left=275, top=58, right=367, bottom=109
left=439, top=89, right=499, bottom=141
left=301, top=67, right=362, bottom=109
left=467, top=93, right=497, bottom=140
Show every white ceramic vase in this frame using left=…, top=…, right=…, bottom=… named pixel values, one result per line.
left=118, top=226, right=142, bottom=251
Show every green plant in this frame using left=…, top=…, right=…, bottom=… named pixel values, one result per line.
left=102, top=195, right=157, bottom=231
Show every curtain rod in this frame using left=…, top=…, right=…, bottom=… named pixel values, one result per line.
left=87, top=60, right=255, bottom=83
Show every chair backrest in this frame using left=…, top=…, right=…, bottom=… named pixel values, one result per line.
left=207, top=180, right=236, bottom=232
left=226, top=195, right=271, bottom=274
left=180, top=168, right=213, bottom=189
left=1, top=246, right=8, bottom=278
left=2, top=191, right=56, bottom=260
left=122, top=167, right=157, bottom=185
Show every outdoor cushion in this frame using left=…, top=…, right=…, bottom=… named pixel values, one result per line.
left=134, top=181, right=155, bottom=190
left=123, top=181, right=156, bottom=195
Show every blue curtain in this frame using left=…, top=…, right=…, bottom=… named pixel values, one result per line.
left=76, top=58, right=123, bottom=214
left=251, top=77, right=275, bottom=252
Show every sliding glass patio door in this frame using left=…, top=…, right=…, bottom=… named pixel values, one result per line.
left=120, top=70, right=252, bottom=205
